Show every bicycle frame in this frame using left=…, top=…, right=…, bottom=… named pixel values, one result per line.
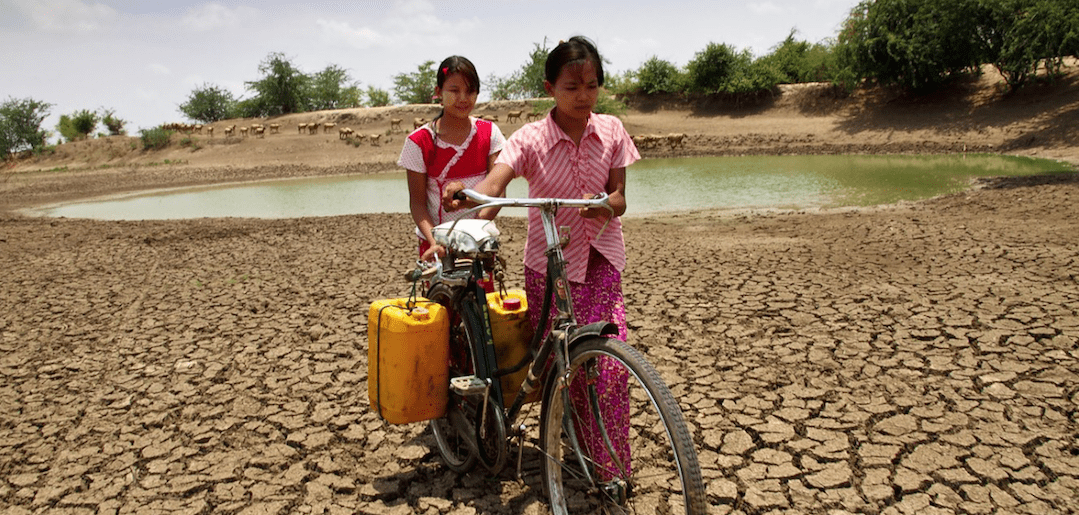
left=418, top=190, right=707, bottom=512
left=423, top=190, right=616, bottom=425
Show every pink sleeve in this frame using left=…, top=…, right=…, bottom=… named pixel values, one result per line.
left=610, top=118, right=640, bottom=169
left=495, top=130, right=531, bottom=178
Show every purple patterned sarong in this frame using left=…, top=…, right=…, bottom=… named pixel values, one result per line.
left=525, top=249, right=631, bottom=480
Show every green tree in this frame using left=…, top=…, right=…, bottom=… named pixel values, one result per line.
left=832, top=3, right=871, bottom=90
left=634, top=56, right=686, bottom=94
left=393, top=60, right=437, bottom=104
left=179, top=83, right=236, bottom=123
left=989, top=0, right=1079, bottom=91
left=685, top=42, right=777, bottom=94
left=231, top=96, right=269, bottom=119
left=733, top=56, right=787, bottom=93
left=366, top=86, right=391, bottom=107
left=686, top=42, right=742, bottom=93
left=838, top=0, right=983, bottom=92
left=488, top=41, right=551, bottom=100
left=246, top=52, right=309, bottom=116
left=57, top=109, right=98, bottom=142
left=768, top=31, right=810, bottom=82
left=0, top=97, right=52, bottom=157
left=756, top=30, right=839, bottom=84
left=603, top=69, right=636, bottom=95
left=309, top=64, right=362, bottom=110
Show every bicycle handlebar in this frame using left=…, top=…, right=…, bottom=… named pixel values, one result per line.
left=455, top=188, right=614, bottom=213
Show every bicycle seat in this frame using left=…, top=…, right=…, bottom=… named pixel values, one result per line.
left=432, top=219, right=500, bottom=255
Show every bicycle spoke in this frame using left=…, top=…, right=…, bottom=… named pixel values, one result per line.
left=539, top=337, right=707, bottom=514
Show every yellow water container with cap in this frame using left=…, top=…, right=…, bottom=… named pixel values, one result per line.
left=487, top=289, right=539, bottom=407
left=368, top=298, right=449, bottom=424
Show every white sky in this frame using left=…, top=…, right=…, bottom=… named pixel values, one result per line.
left=1, top=0, right=858, bottom=137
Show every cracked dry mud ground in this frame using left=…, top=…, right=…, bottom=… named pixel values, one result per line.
left=1, top=174, right=1077, bottom=515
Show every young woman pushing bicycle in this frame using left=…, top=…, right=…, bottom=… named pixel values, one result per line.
left=443, top=36, right=640, bottom=480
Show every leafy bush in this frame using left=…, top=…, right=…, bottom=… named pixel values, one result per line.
left=634, top=57, right=687, bottom=94
left=366, top=87, right=391, bottom=107
left=179, top=136, right=201, bottom=150
left=597, top=95, right=628, bottom=116
left=686, top=43, right=743, bottom=93
left=685, top=43, right=783, bottom=95
left=529, top=92, right=627, bottom=117
left=100, top=108, right=126, bottom=135
left=756, top=31, right=840, bottom=84
left=140, top=126, right=173, bottom=150
left=602, top=70, right=636, bottom=95
left=57, top=109, right=98, bottom=142
left=72, top=110, right=98, bottom=137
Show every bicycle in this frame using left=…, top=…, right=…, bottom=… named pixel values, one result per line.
left=405, top=189, right=707, bottom=514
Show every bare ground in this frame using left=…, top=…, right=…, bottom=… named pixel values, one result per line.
left=1, top=64, right=1078, bottom=514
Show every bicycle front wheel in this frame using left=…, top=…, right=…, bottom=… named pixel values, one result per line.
left=539, top=337, right=707, bottom=514
left=426, top=282, right=477, bottom=473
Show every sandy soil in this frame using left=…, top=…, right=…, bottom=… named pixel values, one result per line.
left=1, top=65, right=1078, bottom=514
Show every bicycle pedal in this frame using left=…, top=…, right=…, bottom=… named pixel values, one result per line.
left=450, top=375, right=488, bottom=396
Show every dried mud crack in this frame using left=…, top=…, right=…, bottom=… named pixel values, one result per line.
left=1, top=174, right=1077, bottom=514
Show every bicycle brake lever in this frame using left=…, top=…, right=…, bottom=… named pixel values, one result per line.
left=595, top=215, right=613, bottom=240
left=590, top=193, right=615, bottom=240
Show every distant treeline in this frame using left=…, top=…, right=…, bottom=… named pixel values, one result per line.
left=167, top=0, right=1079, bottom=124
left=612, top=0, right=1079, bottom=97
left=3, top=0, right=1077, bottom=157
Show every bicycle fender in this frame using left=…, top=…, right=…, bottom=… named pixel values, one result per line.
left=567, top=321, right=620, bottom=352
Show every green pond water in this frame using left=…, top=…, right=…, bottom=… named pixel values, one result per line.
left=27, top=154, right=1070, bottom=220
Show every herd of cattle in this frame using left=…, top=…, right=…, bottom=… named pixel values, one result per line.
left=632, top=132, right=687, bottom=150
left=161, top=113, right=689, bottom=151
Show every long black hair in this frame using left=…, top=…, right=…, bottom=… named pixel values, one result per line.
left=545, top=36, right=604, bottom=86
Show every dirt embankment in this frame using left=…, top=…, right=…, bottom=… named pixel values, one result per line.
left=3, top=62, right=1078, bottom=213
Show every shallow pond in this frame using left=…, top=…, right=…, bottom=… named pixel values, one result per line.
left=28, top=154, right=1069, bottom=220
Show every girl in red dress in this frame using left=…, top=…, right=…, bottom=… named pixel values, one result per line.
left=397, top=55, right=506, bottom=260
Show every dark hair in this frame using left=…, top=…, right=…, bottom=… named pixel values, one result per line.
left=428, top=55, right=481, bottom=164
left=544, top=36, right=604, bottom=87
left=436, top=55, right=480, bottom=94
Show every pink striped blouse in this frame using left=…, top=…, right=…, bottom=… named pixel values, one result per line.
left=496, top=112, right=640, bottom=283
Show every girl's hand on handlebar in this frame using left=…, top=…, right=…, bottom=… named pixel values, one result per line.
left=441, top=181, right=470, bottom=212
left=579, top=193, right=611, bottom=220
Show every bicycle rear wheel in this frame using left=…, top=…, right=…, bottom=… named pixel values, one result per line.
left=539, top=337, right=707, bottom=514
